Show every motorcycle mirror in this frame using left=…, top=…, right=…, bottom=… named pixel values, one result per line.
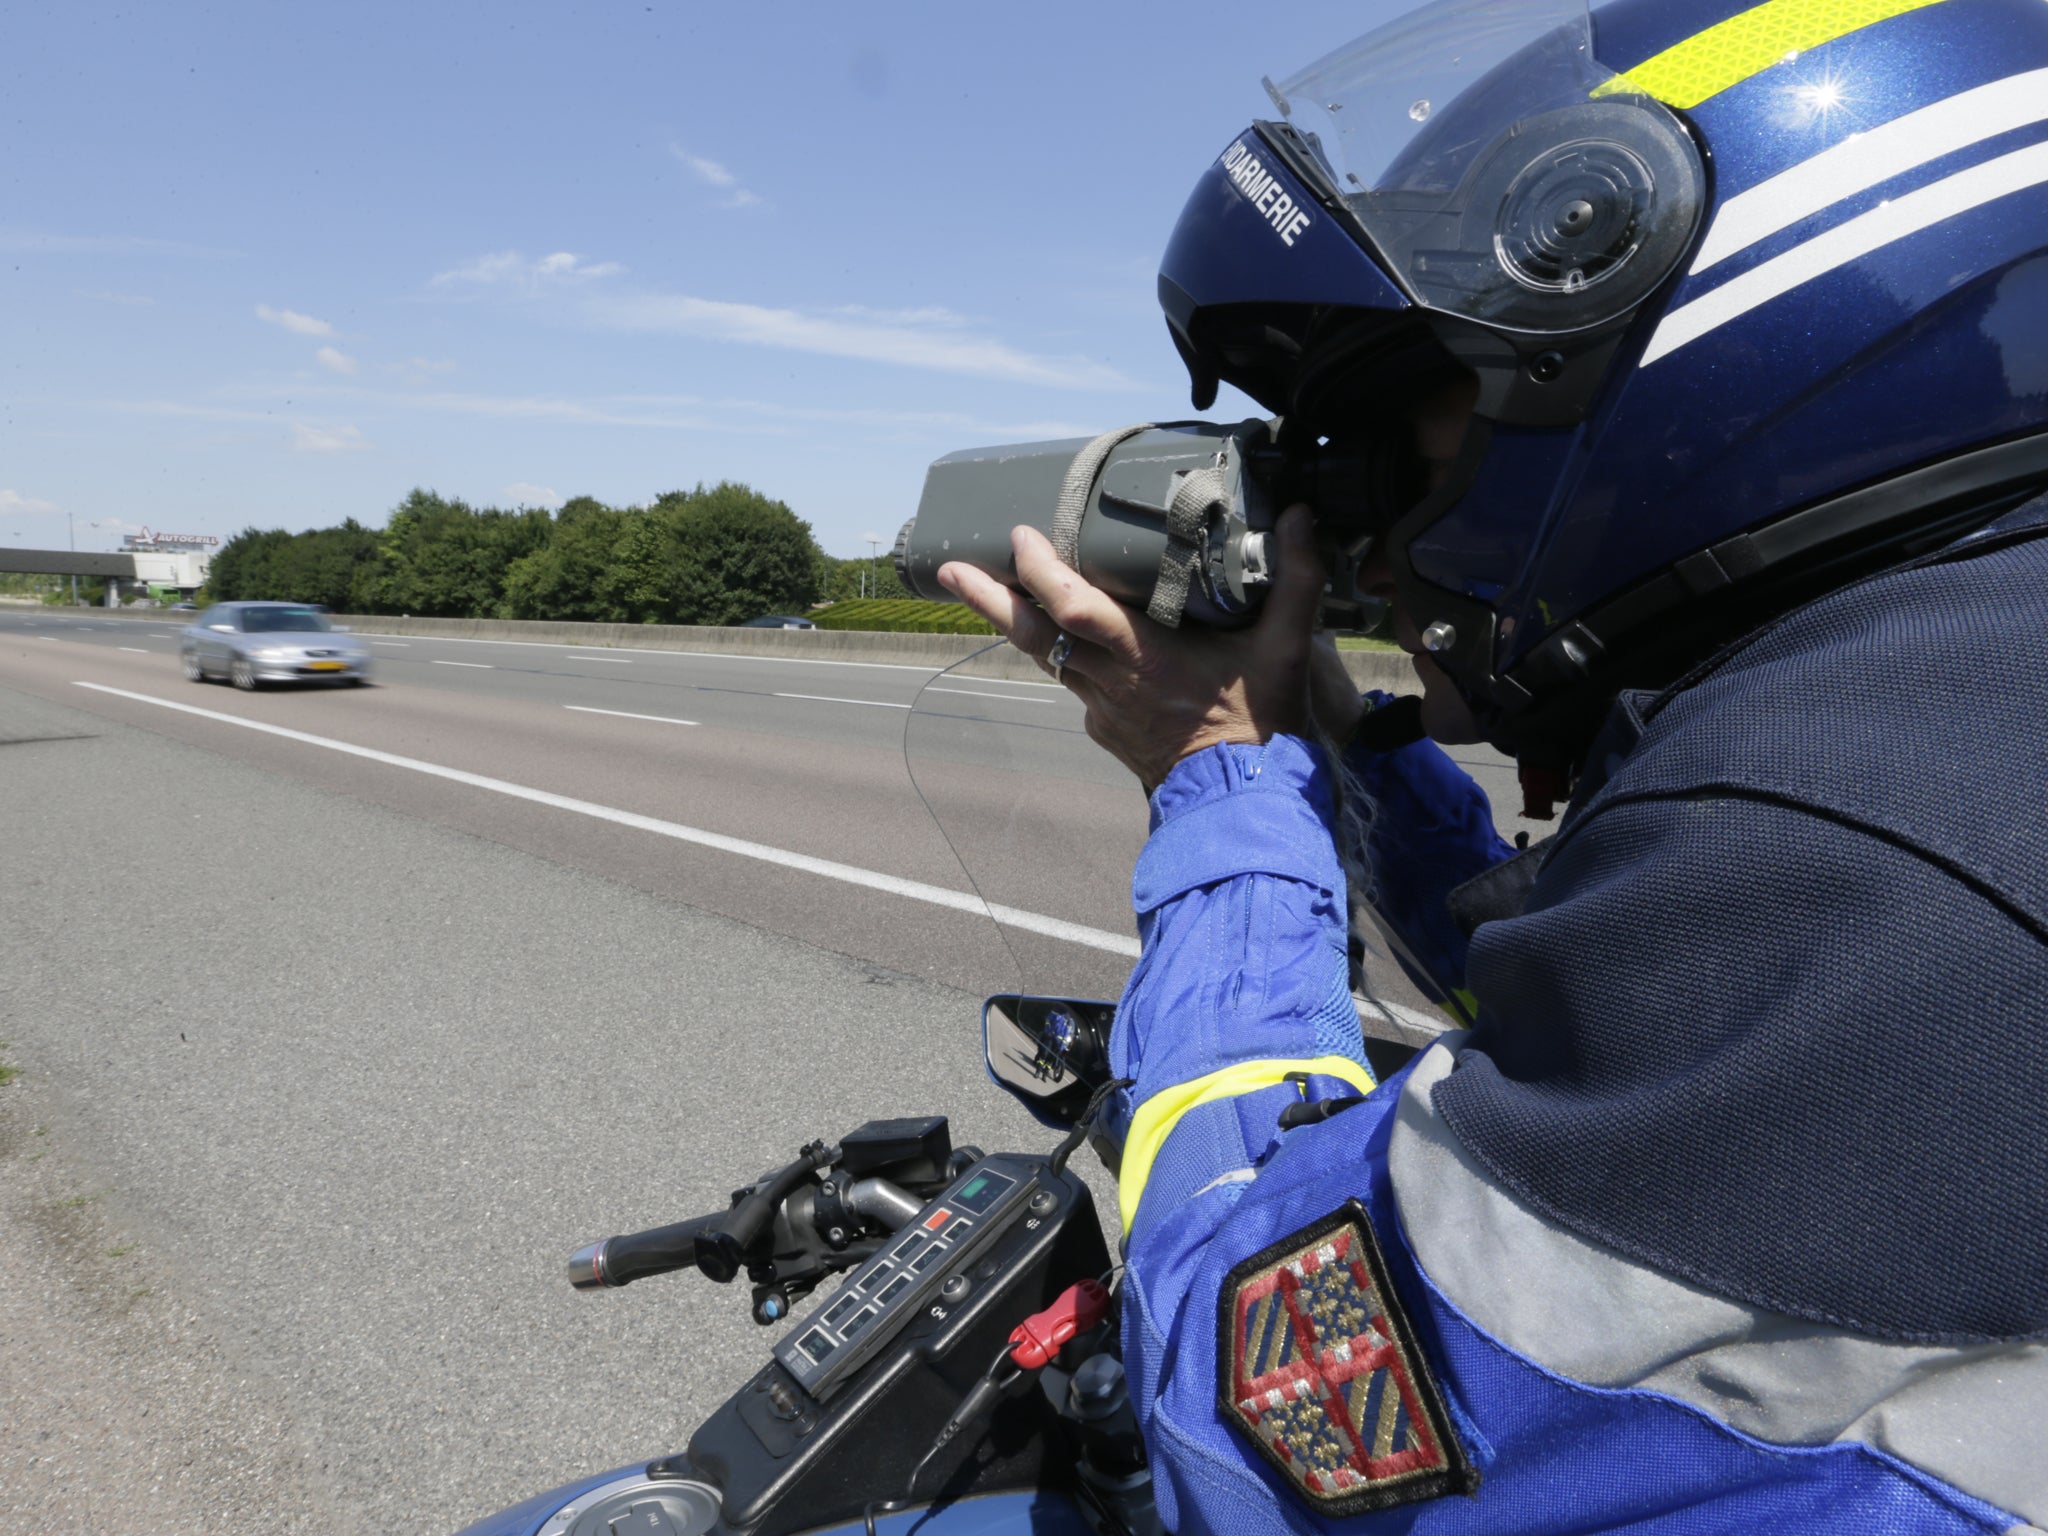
left=982, top=994, right=1116, bottom=1130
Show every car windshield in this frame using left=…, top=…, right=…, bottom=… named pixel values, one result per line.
left=241, top=607, right=332, bottom=633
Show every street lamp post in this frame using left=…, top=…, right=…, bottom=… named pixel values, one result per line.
left=861, top=531, right=883, bottom=604
left=68, top=511, right=77, bottom=605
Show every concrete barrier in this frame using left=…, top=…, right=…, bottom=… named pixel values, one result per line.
left=83, top=605, right=1418, bottom=692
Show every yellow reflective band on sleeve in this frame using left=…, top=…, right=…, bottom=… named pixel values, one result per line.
left=1118, top=1055, right=1378, bottom=1236
left=1592, top=0, right=1949, bottom=109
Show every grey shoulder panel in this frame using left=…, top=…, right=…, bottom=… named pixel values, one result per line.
left=1389, top=1041, right=2048, bottom=1525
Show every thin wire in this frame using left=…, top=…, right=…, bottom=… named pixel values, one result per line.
left=900, top=641, right=1033, bottom=991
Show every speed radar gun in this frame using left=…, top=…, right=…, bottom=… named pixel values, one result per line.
left=892, top=420, right=1418, bottom=633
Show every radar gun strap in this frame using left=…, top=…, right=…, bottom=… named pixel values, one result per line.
left=1146, top=466, right=1230, bottom=629
left=1053, top=424, right=1156, bottom=571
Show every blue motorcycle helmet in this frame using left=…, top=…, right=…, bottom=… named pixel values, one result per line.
left=1160, top=0, right=2048, bottom=788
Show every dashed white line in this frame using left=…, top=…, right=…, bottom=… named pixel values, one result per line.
left=373, top=641, right=411, bottom=648
left=926, top=687, right=1060, bottom=705
left=432, top=660, right=493, bottom=669
left=773, top=692, right=912, bottom=710
left=566, top=654, right=632, bottom=663
left=36, top=635, right=58, bottom=641
left=70, top=682, right=1139, bottom=958
left=120, top=646, right=150, bottom=653
left=348, top=629, right=950, bottom=672
left=565, top=705, right=697, bottom=726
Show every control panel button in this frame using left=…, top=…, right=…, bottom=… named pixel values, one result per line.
left=858, top=1264, right=896, bottom=1293
left=877, top=1273, right=913, bottom=1306
left=922, top=1208, right=954, bottom=1232
left=840, top=1305, right=880, bottom=1340
left=942, top=1219, right=971, bottom=1243
left=797, top=1330, right=836, bottom=1364
left=822, top=1294, right=859, bottom=1328
left=939, top=1274, right=972, bottom=1304
left=1028, top=1189, right=1059, bottom=1217
left=911, top=1244, right=947, bottom=1273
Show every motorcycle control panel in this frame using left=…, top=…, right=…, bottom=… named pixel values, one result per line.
left=774, top=1152, right=1041, bottom=1398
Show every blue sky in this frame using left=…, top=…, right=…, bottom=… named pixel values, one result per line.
left=1, top=1, right=1405, bottom=559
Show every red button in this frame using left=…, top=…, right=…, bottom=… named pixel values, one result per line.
left=923, top=1208, right=952, bottom=1231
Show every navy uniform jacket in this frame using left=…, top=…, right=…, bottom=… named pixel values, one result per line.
left=1106, top=499, right=2048, bottom=1531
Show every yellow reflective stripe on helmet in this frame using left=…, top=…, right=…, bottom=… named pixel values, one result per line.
left=1118, top=1055, right=1377, bottom=1235
left=1593, top=0, right=1950, bottom=109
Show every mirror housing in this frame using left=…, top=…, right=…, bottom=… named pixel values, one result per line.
left=982, top=995, right=1116, bottom=1131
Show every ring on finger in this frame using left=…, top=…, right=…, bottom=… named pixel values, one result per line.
left=1047, top=630, right=1076, bottom=682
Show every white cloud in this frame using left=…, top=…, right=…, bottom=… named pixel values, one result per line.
left=0, top=227, right=238, bottom=258
left=671, top=147, right=763, bottom=209
left=257, top=304, right=335, bottom=337
left=290, top=422, right=370, bottom=453
left=0, top=488, right=60, bottom=515
left=392, top=356, right=458, bottom=378
left=430, top=251, right=623, bottom=291
left=830, top=304, right=971, bottom=328
left=585, top=292, right=1136, bottom=390
left=500, top=482, right=565, bottom=509
left=316, top=346, right=358, bottom=375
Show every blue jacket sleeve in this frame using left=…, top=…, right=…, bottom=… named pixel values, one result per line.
left=1107, top=735, right=1369, bottom=1246
left=1341, top=692, right=1516, bottom=1005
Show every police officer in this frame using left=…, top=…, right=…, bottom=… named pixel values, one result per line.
left=942, top=0, right=2048, bottom=1527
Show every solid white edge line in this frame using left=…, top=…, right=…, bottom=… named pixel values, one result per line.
left=774, top=692, right=913, bottom=709
left=565, top=705, right=698, bottom=726
left=1693, top=67, right=2048, bottom=273
left=71, top=681, right=1141, bottom=959
left=350, top=629, right=947, bottom=672
left=372, top=641, right=411, bottom=647
left=565, top=654, right=632, bottom=662
left=1643, top=139, right=2048, bottom=367
left=431, top=659, right=494, bottom=669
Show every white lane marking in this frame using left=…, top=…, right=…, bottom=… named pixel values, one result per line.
left=152, top=632, right=177, bottom=638
left=566, top=654, right=632, bottom=663
left=926, top=687, right=1061, bottom=705
left=565, top=705, right=698, bottom=726
left=1693, top=67, right=2048, bottom=273
left=432, top=659, right=493, bottom=669
left=71, top=682, right=1139, bottom=958
left=373, top=641, right=411, bottom=648
left=1644, top=138, right=2048, bottom=366
left=774, top=691, right=912, bottom=709
left=36, top=635, right=58, bottom=641
left=120, top=646, right=150, bottom=653
left=348, top=629, right=947, bottom=672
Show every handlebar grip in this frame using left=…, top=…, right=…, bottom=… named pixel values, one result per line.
left=569, top=1213, right=722, bottom=1291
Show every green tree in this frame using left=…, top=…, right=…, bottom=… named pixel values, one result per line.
left=500, top=500, right=670, bottom=622
left=355, top=490, right=551, bottom=615
left=656, top=482, right=823, bottom=626
left=820, top=551, right=908, bottom=604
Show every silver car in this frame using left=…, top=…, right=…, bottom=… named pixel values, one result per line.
left=181, top=602, right=374, bottom=690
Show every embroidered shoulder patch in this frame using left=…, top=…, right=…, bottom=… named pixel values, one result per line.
left=1218, top=1199, right=1477, bottom=1515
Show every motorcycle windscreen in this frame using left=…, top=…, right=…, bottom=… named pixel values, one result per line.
left=903, top=642, right=1143, bottom=1009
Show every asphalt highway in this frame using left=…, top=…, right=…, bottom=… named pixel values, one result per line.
left=0, top=607, right=1545, bottom=1533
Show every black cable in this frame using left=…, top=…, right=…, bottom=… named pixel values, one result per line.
left=1047, top=1077, right=1133, bottom=1178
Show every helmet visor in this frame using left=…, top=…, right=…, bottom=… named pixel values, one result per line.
left=1269, top=0, right=1701, bottom=334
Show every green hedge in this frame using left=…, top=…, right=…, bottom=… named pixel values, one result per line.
left=810, top=599, right=998, bottom=635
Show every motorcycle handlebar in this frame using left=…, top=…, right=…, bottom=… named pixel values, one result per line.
left=568, top=1212, right=723, bottom=1291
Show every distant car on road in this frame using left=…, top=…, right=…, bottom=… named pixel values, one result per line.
left=180, top=602, right=373, bottom=690
left=168, top=601, right=198, bottom=611
left=742, top=614, right=817, bottom=629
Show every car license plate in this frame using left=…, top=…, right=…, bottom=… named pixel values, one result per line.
left=308, top=660, right=346, bottom=671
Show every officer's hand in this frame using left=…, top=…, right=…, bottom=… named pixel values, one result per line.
left=938, top=505, right=1325, bottom=793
